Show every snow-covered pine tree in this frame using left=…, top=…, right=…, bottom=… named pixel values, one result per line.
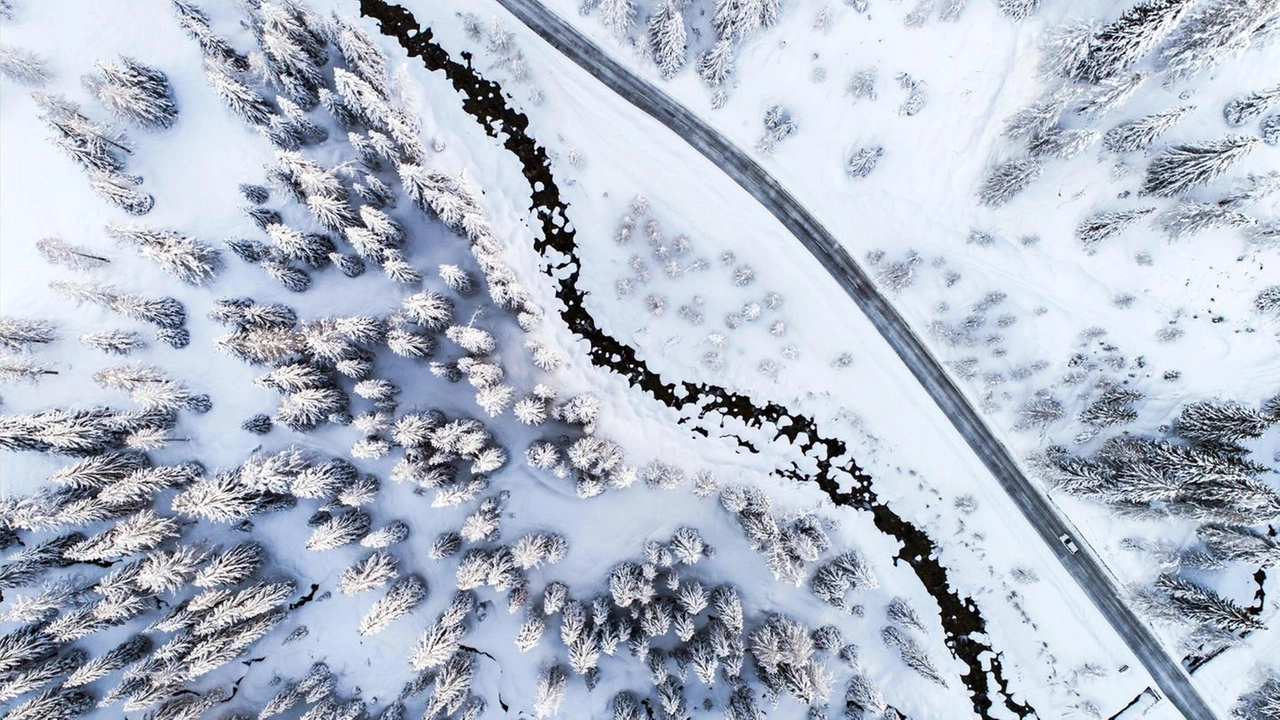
left=1176, top=400, right=1274, bottom=443
left=758, top=105, right=797, bottom=152
left=402, top=290, right=454, bottom=331
left=1199, top=525, right=1280, bottom=566
left=105, top=224, right=221, bottom=285
left=846, top=146, right=883, bottom=177
left=264, top=224, right=334, bottom=269
left=1256, top=286, right=1280, bottom=318
left=532, top=663, right=568, bottom=718
left=0, top=317, right=56, bottom=351
left=1076, top=207, right=1154, bottom=249
left=172, top=0, right=242, bottom=64
left=996, top=0, right=1041, bottom=20
left=305, top=510, right=370, bottom=551
left=1141, top=135, right=1260, bottom=197
left=36, top=237, right=110, bottom=270
left=80, top=329, right=145, bottom=356
left=1159, top=0, right=1279, bottom=83
left=1074, top=72, right=1145, bottom=118
left=1067, top=0, right=1193, bottom=83
left=1233, top=673, right=1280, bottom=720
left=1154, top=573, right=1265, bottom=632
left=171, top=472, right=272, bottom=523
left=92, top=170, right=156, bottom=216
left=1028, top=126, right=1099, bottom=159
left=599, top=0, right=637, bottom=38
left=4, top=685, right=94, bottom=720
left=84, top=56, right=179, bottom=129
left=881, top=625, right=947, bottom=686
left=845, top=673, right=887, bottom=715
left=0, top=354, right=52, bottom=385
left=204, top=58, right=273, bottom=127
left=1263, top=115, right=1280, bottom=146
left=424, top=652, right=475, bottom=718
left=36, top=94, right=133, bottom=176
left=1103, top=104, right=1193, bottom=153
left=1224, top=85, right=1280, bottom=126
left=333, top=15, right=387, bottom=87
left=359, top=574, right=426, bottom=635
left=1079, top=385, right=1142, bottom=427
left=698, top=39, right=736, bottom=87
left=1156, top=200, right=1254, bottom=239
left=649, top=1, right=687, bottom=79
left=0, top=44, right=51, bottom=86
left=194, top=541, right=264, bottom=588
left=64, top=634, right=150, bottom=687
left=65, top=508, right=180, bottom=562
left=978, top=157, right=1042, bottom=206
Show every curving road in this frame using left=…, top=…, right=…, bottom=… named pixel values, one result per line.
left=490, top=1, right=1217, bottom=718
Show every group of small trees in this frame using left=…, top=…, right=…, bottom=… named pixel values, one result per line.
left=610, top=196, right=799, bottom=375
left=1232, top=670, right=1280, bottom=720
left=51, top=279, right=190, bottom=349
left=986, top=0, right=1273, bottom=212
left=584, top=0, right=778, bottom=97
left=512, top=520, right=909, bottom=718
left=0, top=316, right=58, bottom=385
left=0, top=441, right=302, bottom=713
left=1047, top=398, right=1280, bottom=524
left=721, top=484, right=833, bottom=585
left=1042, top=395, right=1280, bottom=648
left=182, top=0, right=546, bottom=344
left=34, top=92, right=157, bottom=215
left=23, top=50, right=176, bottom=216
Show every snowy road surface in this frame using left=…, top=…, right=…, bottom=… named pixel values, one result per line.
left=491, top=0, right=1219, bottom=717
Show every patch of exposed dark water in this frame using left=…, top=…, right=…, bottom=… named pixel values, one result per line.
left=359, top=3, right=1033, bottom=716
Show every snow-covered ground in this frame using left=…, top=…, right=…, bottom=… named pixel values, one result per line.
left=1, top=0, right=1276, bottom=718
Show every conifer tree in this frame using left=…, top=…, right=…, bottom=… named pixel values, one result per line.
left=84, top=56, right=179, bottom=129
left=36, top=93, right=129, bottom=174
left=1076, top=207, right=1155, bottom=249
left=1074, top=72, right=1145, bottom=118
left=1256, top=286, right=1280, bottom=318
left=1103, top=104, right=1193, bottom=153
left=1159, top=0, right=1279, bottom=82
left=0, top=44, right=51, bottom=86
left=1066, top=0, right=1193, bottom=82
left=997, top=0, right=1041, bottom=20
left=36, top=237, right=110, bottom=270
left=80, top=329, right=145, bottom=355
left=1156, top=201, right=1254, bottom=239
left=306, top=510, right=371, bottom=550
left=106, top=224, right=221, bottom=285
left=5, top=685, right=94, bottom=720
left=360, top=574, right=426, bottom=635
left=0, top=317, right=57, bottom=351
left=195, top=541, right=264, bottom=588
left=698, top=39, right=736, bottom=87
left=424, top=652, right=474, bottom=718
left=649, top=1, right=687, bottom=79
left=533, top=664, right=568, bottom=718
left=1142, top=135, right=1260, bottom=197
left=1155, top=573, right=1265, bottom=631
left=1176, top=401, right=1274, bottom=443
left=1224, top=85, right=1280, bottom=126
left=64, top=635, right=150, bottom=687
left=978, top=157, right=1042, bottom=207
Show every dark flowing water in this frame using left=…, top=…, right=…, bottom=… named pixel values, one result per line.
left=359, top=3, right=1034, bottom=716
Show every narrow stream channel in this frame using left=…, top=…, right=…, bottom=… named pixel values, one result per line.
left=359, top=2, right=1035, bottom=717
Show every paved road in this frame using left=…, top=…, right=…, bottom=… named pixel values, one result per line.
left=492, top=1, right=1218, bottom=718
